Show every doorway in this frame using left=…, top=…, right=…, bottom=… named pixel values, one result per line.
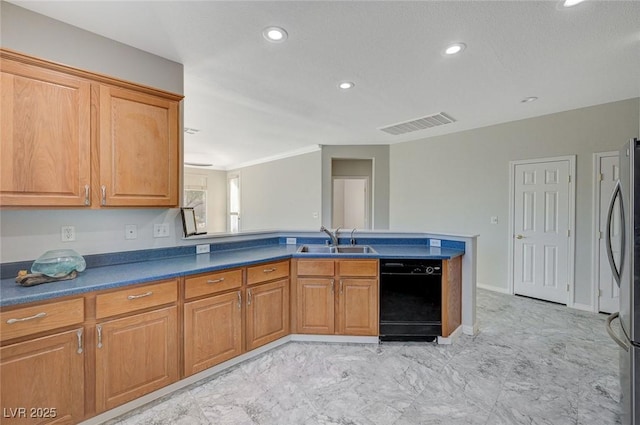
left=593, top=152, right=620, bottom=313
left=332, top=177, right=369, bottom=228
left=331, top=158, right=373, bottom=229
left=508, top=156, right=576, bottom=304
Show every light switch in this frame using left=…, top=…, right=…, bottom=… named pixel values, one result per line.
left=490, top=216, right=499, bottom=225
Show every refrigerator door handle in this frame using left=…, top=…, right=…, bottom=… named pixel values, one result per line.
left=605, top=180, right=625, bottom=287
left=606, top=312, right=629, bottom=351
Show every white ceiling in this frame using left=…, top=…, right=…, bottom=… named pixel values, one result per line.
left=9, top=1, right=640, bottom=169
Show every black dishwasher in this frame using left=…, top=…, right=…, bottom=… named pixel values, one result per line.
left=379, top=259, right=442, bottom=342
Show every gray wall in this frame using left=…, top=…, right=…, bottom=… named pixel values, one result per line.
left=0, top=2, right=183, bottom=93
left=0, top=2, right=185, bottom=263
left=322, top=145, right=390, bottom=229
left=390, top=98, right=640, bottom=308
left=230, top=151, right=322, bottom=231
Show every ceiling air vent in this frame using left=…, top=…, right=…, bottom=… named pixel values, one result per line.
left=379, top=112, right=456, bottom=136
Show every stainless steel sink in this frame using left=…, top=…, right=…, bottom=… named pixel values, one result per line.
left=296, top=245, right=376, bottom=254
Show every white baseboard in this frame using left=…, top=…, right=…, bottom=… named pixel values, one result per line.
left=571, top=302, right=596, bottom=312
left=463, top=324, right=478, bottom=336
left=290, top=334, right=379, bottom=344
left=438, top=325, right=462, bottom=344
left=477, top=282, right=511, bottom=294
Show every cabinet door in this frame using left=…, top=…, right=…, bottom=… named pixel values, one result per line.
left=98, top=85, right=179, bottom=207
left=183, top=291, right=242, bottom=376
left=296, top=278, right=335, bottom=334
left=95, top=306, right=178, bottom=412
left=246, top=279, right=290, bottom=350
left=0, top=59, right=91, bottom=206
left=0, top=328, right=85, bottom=424
left=337, top=278, right=378, bottom=336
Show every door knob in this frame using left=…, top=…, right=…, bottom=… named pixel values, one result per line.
left=516, top=234, right=525, bottom=239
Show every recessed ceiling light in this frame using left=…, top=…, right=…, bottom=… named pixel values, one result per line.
left=563, top=0, right=585, bottom=7
left=444, top=43, right=466, bottom=55
left=263, top=26, right=288, bottom=43
left=338, top=81, right=355, bottom=90
left=521, top=96, right=538, bottom=103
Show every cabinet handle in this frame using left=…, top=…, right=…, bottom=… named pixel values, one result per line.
left=339, top=280, right=344, bottom=295
left=237, top=291, right=242, bottom=309
left=76, top=329, right=84, bottom=354
left=84, top=184, right=90, bottom=206
left=127, top=291, right=153, bottom=300
left=96, top=325, right=103, bottom=349
left=330, top=279, right=335, bottom=293
left=101, top=185, right=106, bottom=205
left=207, top=278, right=225, bottom=284
left=6, top=312, right=46, bottom=324
left=247, top=288, right=252, bottom=306
left=263, top=267, right=276, bottom=273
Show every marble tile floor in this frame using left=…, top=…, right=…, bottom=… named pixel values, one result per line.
left=107, top=289, right=622, bottom=425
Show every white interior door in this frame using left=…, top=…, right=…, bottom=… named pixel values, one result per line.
left=332, top=177, right=368, bottom=229
left=513, top=160, right=571, bottom=304
left=596, top=153, right=620, bottom=313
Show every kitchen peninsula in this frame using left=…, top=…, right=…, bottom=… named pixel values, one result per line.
left=0, top=230, right=477, bottom=425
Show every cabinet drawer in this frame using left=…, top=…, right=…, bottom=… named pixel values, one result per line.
left=247, top=260, right=289, bottom=285
left=296, top=259, right=335, bottom=276
left=0, top=298, right=84, bottom=342
left=184, top=269, right=243, bottom=299
left=96, top=280, right=178, bottom=319
left=337, top=260, right=378, bottom=277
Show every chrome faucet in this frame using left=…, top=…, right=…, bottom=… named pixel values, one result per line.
left=350, top=228, right=357, bottom=245
left=320, top=226, right=340, bottom=246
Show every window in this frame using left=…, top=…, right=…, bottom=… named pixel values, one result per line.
left=228, top=175, right=240, bottom=233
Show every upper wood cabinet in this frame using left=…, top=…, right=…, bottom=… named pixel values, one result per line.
left=0, top=56, right=92, bottom=207
left=0, top=49, right=182, bottom=208
left=98, top=85, right=179, bottom=207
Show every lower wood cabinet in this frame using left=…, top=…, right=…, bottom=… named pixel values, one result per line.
left=95, top=306, right=178, bottom=412
left=182, top=261, right=290, bottom=377
left=0, top=328, right=85, bottom=425
left=295, top=259, right=378, bottom=336
left=246, top=278, right=290, bottom=351
left=337, top=278, right=378, bottom=335
left=184, top=290, right=243, bottom=375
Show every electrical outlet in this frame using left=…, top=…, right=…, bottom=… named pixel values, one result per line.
left=153, top=223, right=170, bottom=238
left=490, top=216, right=499, bottom=225
left=196, top=244, right=210, bottom=254
left=125, top=224, right=137, bottom=240
left=61, top=226, right=75, bottom=242
left=429, top=239, right=441, bottom=247
left=286, top=237, right=297, bottom=245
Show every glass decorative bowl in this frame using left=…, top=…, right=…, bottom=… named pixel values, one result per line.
left=31, top=249, right=86, bottom=277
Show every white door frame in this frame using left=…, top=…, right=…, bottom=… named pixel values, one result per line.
left=591, top=151, right=618, bottom=313
left=507, top=155, right=576, bottom=306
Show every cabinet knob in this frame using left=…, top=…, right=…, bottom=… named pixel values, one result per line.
left=515, top=234, right=525, bottom=239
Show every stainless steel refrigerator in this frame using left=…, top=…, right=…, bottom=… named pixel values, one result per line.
left=606, top=137, right=640, bottom=425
